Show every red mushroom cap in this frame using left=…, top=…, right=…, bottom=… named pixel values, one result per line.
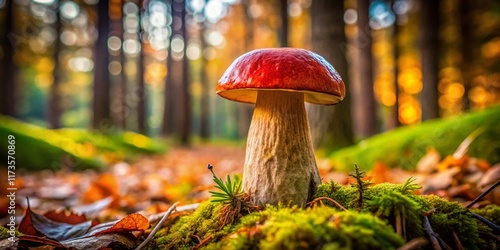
left=216, top=48, right=345, bottom=105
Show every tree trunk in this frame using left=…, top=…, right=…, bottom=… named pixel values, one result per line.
left=308, top=0, right=354, bottom=150
left=459, top=0, right=472, bottom=111
left=0, top=0, right=16, bottom=117
left=279, top=0, right=288, bottom=47
left=161, top=1, right=178, bottom=136
left=92, top=0, right=112, bottom=129
left=119, top=11, right=128, bottom=130
left=419, top=0, right=440, bottom=120
left=137, top=0, right=147, bottom=134
left=179, top=0, right=191, bottom=145
left=48, top=8, right=63, bottom=128
left=388, top=1, right=400, bottom=129
left=354, top=0, right=378, bottom=138
left=199, top=13, right=210, bottom=139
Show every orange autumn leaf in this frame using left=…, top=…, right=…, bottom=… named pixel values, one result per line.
left=437, top=155, right=469, bottom=171
left=369, top=162, right=393, bottom=184
left=94, top=213, right=150, bottom=236
left=82, top=173, right=120, bottom=207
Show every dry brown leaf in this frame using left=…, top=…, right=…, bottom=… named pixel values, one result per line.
left=94, top=213, right=149, bottom=236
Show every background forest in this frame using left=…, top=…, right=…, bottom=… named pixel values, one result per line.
left=0, top=0, right=499, bottom=148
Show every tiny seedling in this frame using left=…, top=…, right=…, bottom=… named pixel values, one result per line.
left=207, top=164, right=244, bottom=205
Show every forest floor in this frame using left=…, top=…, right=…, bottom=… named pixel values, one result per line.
left=4, top=142, right=497, bottom=221
left=1, top=142, right=499, bottom=249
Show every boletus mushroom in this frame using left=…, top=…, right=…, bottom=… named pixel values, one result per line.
left=216, top=48, right=345, bottom=206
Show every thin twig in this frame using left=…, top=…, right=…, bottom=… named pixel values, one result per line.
left=466, top=179, right=500, bottom=208
left=471, top=213, right=500, bottom=232
left=136, top=202, right=179, bottom=250
left=307, top=197, right=348, bottom=211
left=193, top=235, right=213, bottom=250
left=423, top=215, right=442, bottom=250
left=396, top=237, right=428, bottom=250
left=451, top=229, right=464, bottom=250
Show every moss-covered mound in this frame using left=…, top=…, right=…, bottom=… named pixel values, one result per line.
left=329, top=106, right=500, bottom=171
left=0, top=116, right=166, bottom=171
left=154, top=181, right=499, bottom=249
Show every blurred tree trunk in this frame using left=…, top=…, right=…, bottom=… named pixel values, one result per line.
left=419, top=0, right=440, bottom=120
left=308, top=0, right=354, bottom=150
left=118, top=1, right=128, bottom=130
left=179, top=0, right=191, bottom=145
left=237, top=0, right=254, bottom=139
left=199, top=3, right=210, bottom=139
left=48, top=7, right=62, bottom=128
left=161, top=1, right=178, bottom=136
left=459, top=0, right=472, bottom=110
left=388, top=1, right=400, bottom=129
left=92, top=0, right=112, bottom=129
left=137, top=0, right=147, bottom=134
left=279, top=0, right=288, bottom=47
left=0, top=0, right=16, bottom=117
left=354, top=0, right=378, bottom=137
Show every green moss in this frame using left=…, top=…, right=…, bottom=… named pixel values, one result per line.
left=472, top=205, right=500, bottom=225
left=0, top=226, right=21, bottom=240
left=329, top=106, right=500, bottom=171
left=155, top=182, right=498, bottom=249
left=424, top=195, right=481, bottom=250
left=208, top=207, right=404, bottom=250
left=314, top=181, right=357, bottom=209
left=155, top=202, right=239, bottom=249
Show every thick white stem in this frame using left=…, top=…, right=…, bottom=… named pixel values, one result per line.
left=243, top=90, right=321, bottom=206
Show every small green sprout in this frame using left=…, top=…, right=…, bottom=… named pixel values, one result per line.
left=349, top=164, right=372, bottom=209
left=399, top=176, right=421, bottom=194
left=207, top=164, right=244, bottom=205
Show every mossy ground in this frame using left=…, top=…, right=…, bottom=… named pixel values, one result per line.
left=153, top=181, right=499, bottom=249
left=328, top=106, right=500, bottom=171
left=0, top=115, right=166, bottom=171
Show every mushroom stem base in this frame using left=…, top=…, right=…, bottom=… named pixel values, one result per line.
left=243, top=90, right=321, bottom=206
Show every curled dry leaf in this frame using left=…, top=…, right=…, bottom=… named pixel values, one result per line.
left=94, top=213, right=150, bottom=236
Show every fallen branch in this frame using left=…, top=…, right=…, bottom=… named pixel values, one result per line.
left=396, top=237, right=428, bottom=250
left=423, top=215, right=442, bottom=250
left=466, top=179, right=500, bottom=209
left=471, top=213, right=500, bottom=233
left=136, top=202, right=179, bottom=250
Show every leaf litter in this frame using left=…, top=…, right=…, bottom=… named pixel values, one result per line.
left=0, top=139, right=498, bottom=249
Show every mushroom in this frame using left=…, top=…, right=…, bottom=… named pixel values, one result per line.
left=216, top=48, right=345, bottom=206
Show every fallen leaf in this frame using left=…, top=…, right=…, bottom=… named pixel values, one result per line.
left=18, top=203, right=93, bottom=241
left=82, top=174, right=120, bottom=207
left=416, top=148, right=441, bottom=174
left=369, top=162, right=392, bottom=184
left=60, top=233, right=138, bottom=250
left=94, top=213, right=149, bottom=236
left=18, top=235, right=66, bottom=249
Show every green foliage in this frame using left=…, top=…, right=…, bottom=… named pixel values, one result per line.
left=314, top=181, right=357, bottom=209
left=398, top=176, right=421, bottom=194
left=207, top=164, right=244, bottom=205
left=472, top=205, right=500, bottom=225
left=366, top=190, right=423, bottom=238
left=424, top=195, right=482, bottom=250
left=157, top=179, right=499, bottom=249
left=329, top=106, right=500, bottom=171
left=0, top=116, right=166, bottom=171
left=155, top=202, right=239, bottom=249
left=206, top=206, right=404, bottom=250
left=348, top=164, right=372, bottom=209
left=0, top=116, right=104, bottom=170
